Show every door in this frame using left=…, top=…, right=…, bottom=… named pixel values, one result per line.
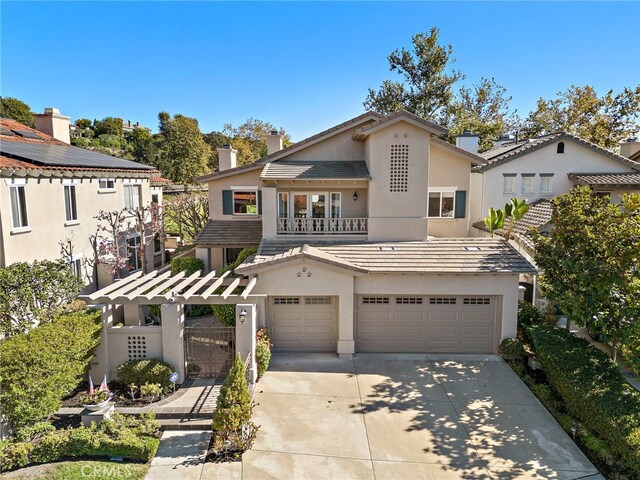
left=269, top=296, right=336, bottom=352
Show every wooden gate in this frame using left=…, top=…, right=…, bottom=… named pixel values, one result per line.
left=184, top=319, right=235, bottom=378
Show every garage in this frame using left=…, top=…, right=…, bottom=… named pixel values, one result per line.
left=268, top=296, right=337, bottom=352
left=356, top=295, right=497, bottom=353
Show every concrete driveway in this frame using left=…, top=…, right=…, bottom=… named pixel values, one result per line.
left=243, top=354, right=602, bottom=480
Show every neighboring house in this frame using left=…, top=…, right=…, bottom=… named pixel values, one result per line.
left=0, top=109, right=161, bottom=290
left=194, top=110, right=535, bottom=356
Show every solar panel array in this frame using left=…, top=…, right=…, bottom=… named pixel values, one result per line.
left=0, top=140, right=155, bottom=170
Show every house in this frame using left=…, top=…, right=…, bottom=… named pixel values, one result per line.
left=193, top=110, right=536, bottom=357
left=0, top=108, right=163, bottom=290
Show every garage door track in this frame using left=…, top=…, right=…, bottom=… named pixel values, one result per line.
left=244, top=354, right=602, bottom=479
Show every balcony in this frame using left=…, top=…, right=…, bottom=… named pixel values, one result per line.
left=277, top=217, right=367, bottom=235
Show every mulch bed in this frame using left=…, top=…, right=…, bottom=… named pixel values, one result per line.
left=62, top=381, right=177, bottom=408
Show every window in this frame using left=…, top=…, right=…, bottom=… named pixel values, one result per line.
left=594, top=191, right=611, bottom=199
left=233, top=190, right=257, bottom=215
left=151, top=194, right=159, bottom=204
left=127, top=236, right=141, bottom=271
left=463, top=298, right=491, bottom=305
left=428, top=191, right=455, bottom=218
left=330, top=193, right=341, bottom=218
left=521, top=174, right=534, bottom=195
left=389, top=144, right=409, bottom=192
left=124, top=185, right=141, bottom=211
left=557, top=142, right=565, bottom=154
left=278, top=192, right=289, bottom=217
left=70, top=257, right=82, bottom=281
left=99, top=178, right=115, bottom=190
left=396, top=297, right=423, bottom=304
left=9, top=185, right=29, bottom=229
left=311, top=193, right=326, bottom=218
left=154, top=233, right=162, bottom=254
left=224, top=247, right=244, bottom=265
left=362, top=297, right=390, bottom=304
left=64, top=185, right=78, bottom=222
left=304, top=297, right=333, bottom=305
left=273, top=297, right=300, bottom=305
left=540, top=174, right=553, bottom=195
left=503, top=174, right=516, bottom=194
left=285, top=192, right=342, bottom=219
left=429, top=297, right=457, bottom=305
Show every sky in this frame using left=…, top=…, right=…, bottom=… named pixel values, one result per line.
left=2, top=1, right=639, bottom=141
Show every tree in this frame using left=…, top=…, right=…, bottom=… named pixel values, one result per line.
left=129, top=202, right=163, bottom=274
left=125, top=127, right=159, bottom=166
left=0, top=260, right=82, bottom=336
left=163, top=192, right=209, bottom=242
left=157, top=113, right=211, bottom=185
left=0, top=97, right=35, bottom=127
left=93, top=116, right=124, bottom=137
left=363, top=27, right=463, bottom=120
left=212, top=353, right=251, bottom=436
left=75, top=118, right=92, bottom=129
left=524, top=85, right=640, bottom=149
left=94, top=208, right=130, bottom=279
left=535, top=187, right=640, bottom=360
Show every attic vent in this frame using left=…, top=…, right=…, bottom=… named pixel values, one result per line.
left=464, top=246, right=482, bottom=251
left=378, top=246, right=395, bottom=251
left=389, top=144, right=409, bottom=192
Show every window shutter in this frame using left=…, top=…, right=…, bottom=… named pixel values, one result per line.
left=257, top=190, right=262, bottom=215
left=454, top=190, right=467, bottom=219
left=222, top=190, right=233, bottom=215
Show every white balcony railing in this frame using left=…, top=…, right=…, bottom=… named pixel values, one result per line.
left=277, top=217, right=367, bottom=235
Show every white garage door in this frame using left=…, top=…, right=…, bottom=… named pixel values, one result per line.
left=357, top=295, right=496, bottom=353
left=269, top=296, right=336, bottom=352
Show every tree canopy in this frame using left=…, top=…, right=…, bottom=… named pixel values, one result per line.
left=0, top=97, right=35, bottom=127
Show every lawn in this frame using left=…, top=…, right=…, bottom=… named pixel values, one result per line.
left=3, top=460, right=149, bottom=480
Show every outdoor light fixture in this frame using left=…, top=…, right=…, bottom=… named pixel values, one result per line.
left=239, top=308, right=248, bottom=324
left=353, top=192, right=358, bottom=201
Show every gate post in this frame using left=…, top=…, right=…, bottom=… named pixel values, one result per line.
left=236, top=304, right=257, bottom=384
left=161, top=303, right=186, bottom=383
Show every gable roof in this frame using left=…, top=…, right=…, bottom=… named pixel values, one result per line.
left=260, top=160, right=370, bottom=180
left=430, top=136, right=487, bottom=165
left=474, top=132, right=640, bottom=172
left=197, top=111, right=383, bottom=182
left=352, top=110, right=448, bottom=140
left=568, top=172, right=640, bottom=188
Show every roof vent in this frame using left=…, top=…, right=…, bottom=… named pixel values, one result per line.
left=379, top=246, right=395, bottom=251
left=464, top=246, right=482, bottom=251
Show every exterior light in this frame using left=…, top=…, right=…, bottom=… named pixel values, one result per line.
left=353, top=192, right=358, bottom=201
left=239, top=308, right=248, bottom=324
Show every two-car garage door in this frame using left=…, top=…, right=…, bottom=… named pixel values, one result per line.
left=357, top=295, right=497, bottom=353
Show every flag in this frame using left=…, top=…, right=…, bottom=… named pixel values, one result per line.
left=89, top=376, right=95, bottom=395
left=100, top=374, right=109, bottom=392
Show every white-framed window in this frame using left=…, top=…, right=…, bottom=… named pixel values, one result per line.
left=124, top=184, right=142, bottom=211
left=503, top=174, right=516, bottom=194
left=428, top=191, right=455, bottom=218
left=127, top=235, right=142, bottom=272
left=64, top=185, right=78, bottom=222
left=98, top=178, right=116, bottom=191
left=282, top=191, right=342, bottom=219
left=9, top=184, right=29, bottom=230
left=521, top=174, right=535, bottom=195
left=69, top=254, right=83, bottom=282
left=540, top=174, right=553, bottom=195
left=233, top=190, right=258, bottom=215
left=330, top=192, right=341, bottom=218
left=278, top=192, right=289, bottom=217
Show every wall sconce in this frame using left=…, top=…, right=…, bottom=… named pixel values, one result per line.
left=239, top=308, right=248, bottom=324
left=353, top=192, right=358, bottom=201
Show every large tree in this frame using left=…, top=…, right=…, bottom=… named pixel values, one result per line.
left=157, top=112, right=211, bottom=185
left=524, top=85, right=640, bottom=149
left=535, top=187, right=640, bottom=360
left=0, top=97, right=35, bottom=127
left=363, top=27, right=463, bottom=120
left=163, top=192, right=209, bottom=242
left=93, top=116, right=124, bottom=137
left=125, top=127, right=159, bottom=166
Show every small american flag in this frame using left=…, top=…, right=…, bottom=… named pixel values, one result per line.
left=89, top=376, right=95, bottom=395
left=99, top=374, right=109, bottom=392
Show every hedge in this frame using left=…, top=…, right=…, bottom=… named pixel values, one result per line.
left=212, top=248, right=257, bottom=327
left=0, top=309, right=102, bottom=431
left=116, top=359, right=174, bottom=394
left=171, top=256, right=204, bottom=276
left=0, top=413, right=160, bottom=471
left=527, top=324, right=640, bottom=475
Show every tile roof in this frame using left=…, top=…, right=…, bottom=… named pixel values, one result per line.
left=237, top=238, right=536, bottom=275
left=260, top=160, right=370, bottom=180
left=150, top=176, right=171, bottom=185
left=0, top=118, right=67, bottom=145
left=631, top=150, right=640, bottom=162
left=569, top=172, right=640, bottom=187
left=193, top=220, right=263, bottom=247
left=475, top=133, right=640, bottom=172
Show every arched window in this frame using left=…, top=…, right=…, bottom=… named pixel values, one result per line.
left=557, top=142, right=565, bottom=154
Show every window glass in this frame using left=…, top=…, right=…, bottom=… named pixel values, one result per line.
left=99, top=178, right=115, bottom=189
left=127, top=236, right=141, bottom=271
left=503, top=175, right=515, bottom=194
left=311, top=194, right=326, bottom=218
left=540, top=175, right=553, bottom=194
left=10, top=186, right=28, bottom=228
left=428, top=192, right=441, bottom=217
left=522, top=175, right=534, bottom=194
left=233, top=190, right=257, bottom=214
left=70, top=258, right=82, bottom=280
left=124, top=185, right=141, bottom=210
left=330, top=193, right=341, bottom=218
left=278, top=192, right=289, bottom=217
left=293, top=194, right=308, bottom=218
left=557, top=142, right=565, bottom=154
left=441, top=192, right=455, bottom=218
left=64, top=185, right=78, bottom=221
left=224, top=247, right=244, bottom=265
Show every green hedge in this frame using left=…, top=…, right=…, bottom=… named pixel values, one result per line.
left=527, top=324, right=640, bottom=475
left=517, top=300, right=543, bottom=328
left=116, top=359, right=174, bottom=394
left=212, top=248, right=257, bottom=327
left=0, top=310, right=102, bottom=431
left=171, top=256, right=204, bottom=276
left=0, top=413, right=160, bottom=471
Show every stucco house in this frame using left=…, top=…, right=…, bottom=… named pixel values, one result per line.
left=0, top=109, right=164, bottom=290
left=193, top=110, right=536, bottom=357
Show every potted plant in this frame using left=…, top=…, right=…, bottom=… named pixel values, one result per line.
left=81, top=376, right=113, bottom=411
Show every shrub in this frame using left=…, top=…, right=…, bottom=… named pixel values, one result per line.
left=256, top=328, right=272, bottom=378
left=186, top=304, right=214, bottom=319
left=171, top=256, right=204, bottom=276
left=517, top=300, right=543, bottom=328
left=14, top=421, right=55, bottom=442
left=527, top=324, right=640, bottom=475
left=499, top=337, right=526, bottom=361
left=140, top=383, right=163, bottom=402
left=116, top=359, right=174, bottom=396
left=0, top=309, right=102, bottom=431
left=212, top=248, right=258, bottom=326
left=212, top=353, right=252, bottom=435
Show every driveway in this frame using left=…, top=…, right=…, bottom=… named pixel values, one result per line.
left=243, top=354, right=602, bottom=480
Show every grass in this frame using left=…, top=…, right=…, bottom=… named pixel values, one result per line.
left=3, top=460, right=149, bottom=480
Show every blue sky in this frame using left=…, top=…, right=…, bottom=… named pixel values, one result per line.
left=2, top=2, right=639, bottom=140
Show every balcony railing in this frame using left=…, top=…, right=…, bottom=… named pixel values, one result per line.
left=277, top=217, right=367, bottom=234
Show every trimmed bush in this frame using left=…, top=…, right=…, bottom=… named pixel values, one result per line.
left=527, top=324, right=640, bottom=475
left=212, top=353, right=251, bottom=435
left=0, top=309, right=102, bottom=431
left=117, top=359, right=174, bottom=395
left=517, top=300, right=543, bottom=328
left=212, top=248, right=257, bottom=327
left=498, top=337, right=526, bottom=361
left=256, top=328, right=272, bottom=378
left=171, top=256, right=204, bottom=276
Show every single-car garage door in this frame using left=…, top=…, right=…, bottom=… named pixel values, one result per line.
left=357, top=295, right=497, bottom=353
left=269, top=296, right=337, bottom=352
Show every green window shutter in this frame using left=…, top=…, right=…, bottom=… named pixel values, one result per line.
left=454, top=190, right=467, bottom=219
left=222, top=190, right=233, bottom=215
left=257, top=190, right=263, bottom=215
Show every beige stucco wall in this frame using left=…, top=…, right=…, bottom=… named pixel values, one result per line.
left=207, top=169, right=262, bottom=221
left=281, top=126, right=368, bottom=162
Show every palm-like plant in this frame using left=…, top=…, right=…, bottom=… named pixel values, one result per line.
left=484, top=207, right=505, bottom=237
left=504, top=198, right=530, bottom=240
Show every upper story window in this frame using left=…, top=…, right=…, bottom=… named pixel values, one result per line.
left=503, top=174, right=516, bottom=194
left=124, top=184, right=142, bottom=211
left=9, top=183, right=29, bottom=230
left=98, top=178, right=115, bottom=191
left=556, top=142, right=565, bottom=154
left=63, top=185, right=78, bottom=222
left=279, top=191, right=342, bottom=219
left=233, top=190, right=258, bottom=215
left=521, top=174, right=535, bottom=195
left=540, top=174, right=554, bottom=195
left=390, top=144, right=409, bottom=192
left=428, top=191, right=455, bottom=218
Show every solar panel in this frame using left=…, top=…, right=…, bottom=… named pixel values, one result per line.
left=0, top=141, right=156, bottom=170
left=11, top=129, right=42, bottom=139
left=0, top=128, right=16, bottom=136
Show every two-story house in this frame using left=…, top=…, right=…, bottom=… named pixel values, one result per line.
left=195, top=111, right=535, bottom=357
left=0, top=109, right=163, bottom=290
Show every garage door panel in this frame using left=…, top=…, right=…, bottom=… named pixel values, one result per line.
left=270, top=297, right=336, bottom=352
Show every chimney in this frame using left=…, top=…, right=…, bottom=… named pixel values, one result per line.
left=35, top=107, right=71, bottom=144
left=217, top=144, right=237, bottom=171
left=267, top=130, right=283, bottom=155
left=455, top=130, right=479, bottom=154
left=619, top=138, right=640, bottom=159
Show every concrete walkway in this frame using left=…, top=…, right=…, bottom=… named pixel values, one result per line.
left=145, top=430, right=212, bottom=480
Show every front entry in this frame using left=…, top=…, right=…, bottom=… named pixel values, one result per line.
left=184, top=316, right=235, bottom=378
